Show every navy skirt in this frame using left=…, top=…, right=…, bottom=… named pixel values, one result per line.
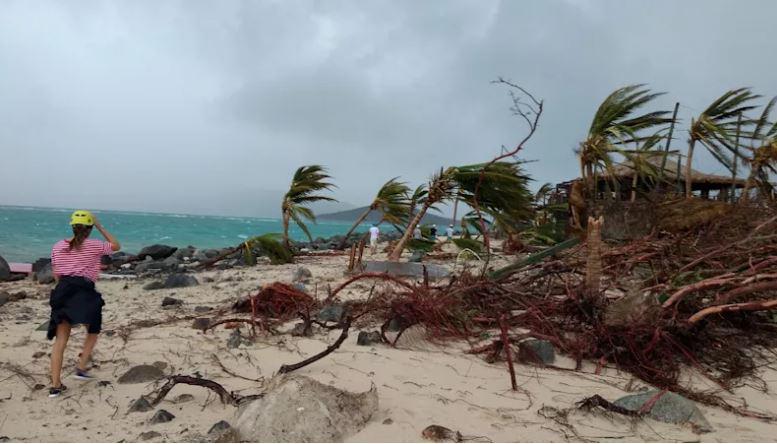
left=47, top=276, right=105, bottom=340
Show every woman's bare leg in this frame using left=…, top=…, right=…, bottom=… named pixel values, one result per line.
left=78, top=333, right=99, bottom=370
left=51, top=322, right=71, bottom=387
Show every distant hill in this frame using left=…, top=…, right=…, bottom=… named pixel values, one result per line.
left=318, top=206, right=452, bottom=227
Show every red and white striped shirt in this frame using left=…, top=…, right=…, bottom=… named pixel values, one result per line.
left=51, top=238, right=113, bottom=282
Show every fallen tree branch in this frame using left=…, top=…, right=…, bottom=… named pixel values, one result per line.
left=714, top=280, right=777, bottom=305
left=688, top=298, right=777, bottom=324
left=498, top=314, right=518, bottom=391
left=205, top=318, right=264, bottom=332
left=278, top=317, right=352, bottom=374
left=149, top=375, right=255, bottom=407
left=662, top=273, right=736, bottom=308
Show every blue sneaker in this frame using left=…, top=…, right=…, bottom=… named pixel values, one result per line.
left=73, top=368, right=94, bottom=381
left=49, top=384, right=67, bottom=398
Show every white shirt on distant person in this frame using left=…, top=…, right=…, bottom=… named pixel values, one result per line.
left=369, top=226, right=380, bottom=240
left=446, top=226, right=454, bottom=238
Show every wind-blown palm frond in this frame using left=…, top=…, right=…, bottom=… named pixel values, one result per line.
left=281, top=165, right=336, bottom=247
left=243, top=233, right=294, bottom=265
left=685, top=88, right=761, bottom=196
left=338, top=178, right=411, bottom=249
left=535, top=182, right=554, bottom=205
left=580, top=85, right=674, bottom=196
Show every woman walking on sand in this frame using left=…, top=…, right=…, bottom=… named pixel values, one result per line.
left=47, top=210, right=120, bottom=398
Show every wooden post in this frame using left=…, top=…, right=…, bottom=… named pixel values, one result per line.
left=730, top=113, right=742, bottom=202
left=659, top=102, right=680, bottom=186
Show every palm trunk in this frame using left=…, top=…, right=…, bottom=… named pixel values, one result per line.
left=742, top=169, right=757, bottom=203
left=685, top=139, right=696, bottom=198
left=630, top=173, right=638, bottom=202
left=389, top=200, right=432, bottom=261
left=585, top=216, right=604, bottom=301
left=450, top=197, right=459, bottom=227
left=338, top=207, right=372, bottom=249
left=282, top=210, right=291, bottom=249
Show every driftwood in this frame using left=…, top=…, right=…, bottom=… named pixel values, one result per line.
left=278, top=317, right=352, bottom=374
left=498, top=315, right=518, bottom=391
left=148, top=375, right=261, bottom=407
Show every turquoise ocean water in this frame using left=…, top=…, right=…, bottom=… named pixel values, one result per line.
left=0, top=206, right=371, bottom=262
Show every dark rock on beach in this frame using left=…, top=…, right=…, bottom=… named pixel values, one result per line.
left=129, top=397, right=154, bottom=413
left=143, top=281, right=165, bottom=291
left=164, top=273, right=199, bottom=288
left=149, top=409, right=175, bottom=424
left=292, top=266, right=312, bottom=283
left=517, top=339, right=556, bottom=365
left=33, top=263, right=55, bottom=284
left=357, top=331, right=382, bottom=346
left=0, top=255, right=10, bottom=281
left=317, top=305, right=345, bottom=323
left=162, top=297, right=183, bottom=307
left=32, top=257, right=51, bottom=272
left=192, top=318, right=211, bottom=330
left=137, top=245, right=178, bottom=261
left=118, top=364, right=165, bottom=384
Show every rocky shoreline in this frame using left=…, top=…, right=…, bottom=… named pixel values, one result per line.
left=0, top=230, right=405, bottom=285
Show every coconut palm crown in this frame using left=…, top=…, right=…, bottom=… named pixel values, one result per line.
left=281, top=165, right=336, bottom=248
left=337, top=178, right=411, bottom=249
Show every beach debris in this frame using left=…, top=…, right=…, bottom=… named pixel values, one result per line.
left=118, top=364, right=165, bottom=384
left=137, top=244, right=177, bottom=260
left=149, top=409, right=175, bottom=424
left=603, top=290, right=661, bottom=328
left=363, top=260, right=449, bottom=279
left=128, top=397, right=153, bottom=413
left=356, top=330, right=382, bottom=346
left=191, top=317, right=211, bottom=330
left=234, top=374, right=378, bottom=442
left=517, top=339, right=555, bottom=365
left=161, top=296, right=183, bottom=307
left=422, top=425, right=462, bottom=442
left=232, top=282, right=315, bottom=322
left=0, top=255, right=10, bottom=281
left=164, top=273, right=199, bottom=288
left=146, top=375, right=256, bottom=407
left=33, top=263, right=54, bottom=284
left=292, top=266, right=312, bottom=283
left=278, top=317, right=351, bottom=374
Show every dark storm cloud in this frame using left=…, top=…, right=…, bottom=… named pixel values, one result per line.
left=1, top=0, right=776, bottom=216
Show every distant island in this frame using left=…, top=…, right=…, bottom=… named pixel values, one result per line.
left=317, top=206, right=452, bottom=227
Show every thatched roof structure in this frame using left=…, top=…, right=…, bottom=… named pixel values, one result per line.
left=602, top=153, right=746, bottom=188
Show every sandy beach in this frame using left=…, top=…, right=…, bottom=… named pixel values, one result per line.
left=1, top=242, right=776, bottom=443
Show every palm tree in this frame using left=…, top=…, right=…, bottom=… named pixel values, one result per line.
left=281, top=165, right=336, bottom=248
left=742, top=97, right=777, bottom=200
left=620, top=133, right=671, bottom=201
left=684, top=88, right=760, bottom=197
left=337, top=178, right=410, bottom=249
left=388, top=162, right=532, bottom=261
left=579, top=85, right=674, bottom=197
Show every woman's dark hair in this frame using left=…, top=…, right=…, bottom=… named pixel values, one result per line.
left=69, top=224, right=93, bottom=251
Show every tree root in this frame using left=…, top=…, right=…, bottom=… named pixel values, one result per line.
left=279, top=317, right=351, bottom=374
left=148, top=375, right=262, bottom=407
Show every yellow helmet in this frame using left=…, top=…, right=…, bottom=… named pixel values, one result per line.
left=70, top=210, right=94, bottom=226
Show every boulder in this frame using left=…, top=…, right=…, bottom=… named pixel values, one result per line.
left=357, top=331, right=383, bottom=346
left=0, top=255, right=10, bottom=281
left=208, top=420, right=240, bottom=442
left=33, top=263, right=55, bottom=284
left=149, top=409, right=175, bottom=424
left=162, top=297, right=183, bottom=307
left=234, top=375, right=378, bottom=442
left=614, top=390, right=712, bottom=432
left=164, top=273, right=199, bottom=288
left=32, top=257, right=51, bottom=273
left=517, top=339, right=556, bottom=365
left=137, top=245, right=178, bottom=260
left=292, top=266, right=312, bottom=283
left=118, top=364, right=165, bottom=384
left=162, top=256, right=181, bottom=270
left=317, top=305, right=345, bottom=323
left=174, top=246, right=196, bottom=260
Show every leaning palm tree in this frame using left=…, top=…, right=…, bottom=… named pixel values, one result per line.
left=281, top=165, right=336, bottom=248
left=742, top=97, right=777, bottom=200
left=684, top=88, right=760, bottom=197
left=388, top=162, right=532, bottom=261
left=620, top=133, right=672, bottom=201
left=337, top=178, right=410, bottom=249
left=579, top=84, right=674, bottom=196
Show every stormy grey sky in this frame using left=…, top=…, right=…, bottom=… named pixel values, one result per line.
left=1, top=0, right=776, bottom=217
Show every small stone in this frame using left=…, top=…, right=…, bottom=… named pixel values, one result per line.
left=118, top=365, right=165, bottom=384
left=317, top=305, right=345, bottom=323
left=357, top=331, right=383, bottom=346
left=191, top=318, right=211, bottom=330
left=149, top=409, right=175, bottom=424
left=292, top=266, right=313, bottom=283
left=382, top=418, right=393, bottom=425
left=143, top=281, right=165, bottom=291
left=137, top=431, right=161, bottom=440
left=290, top=322, right=311, bottom=337
left=517, top=339, right=556, bottom=365
left=161, top=297, right=183, bottom=307
left=129, top=397, right=153, bottom=413
left=226, top=329, right=247, bottom=349
left=164, top=273, right=199, bottom=288
left=32, top=351, right=46, bottom=359
left=194, top=306, right=212, bottom=313
left=152, top=361, right=168, bottom=370
left=36, top=321, right=50, bottom=332
left=33, top=383, right=45, bottom=391
left=174, top=394, right=195, bottom=403
left=208, top=420, right=232, bottom=435
left=614, top=390, right=712, bottom=432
